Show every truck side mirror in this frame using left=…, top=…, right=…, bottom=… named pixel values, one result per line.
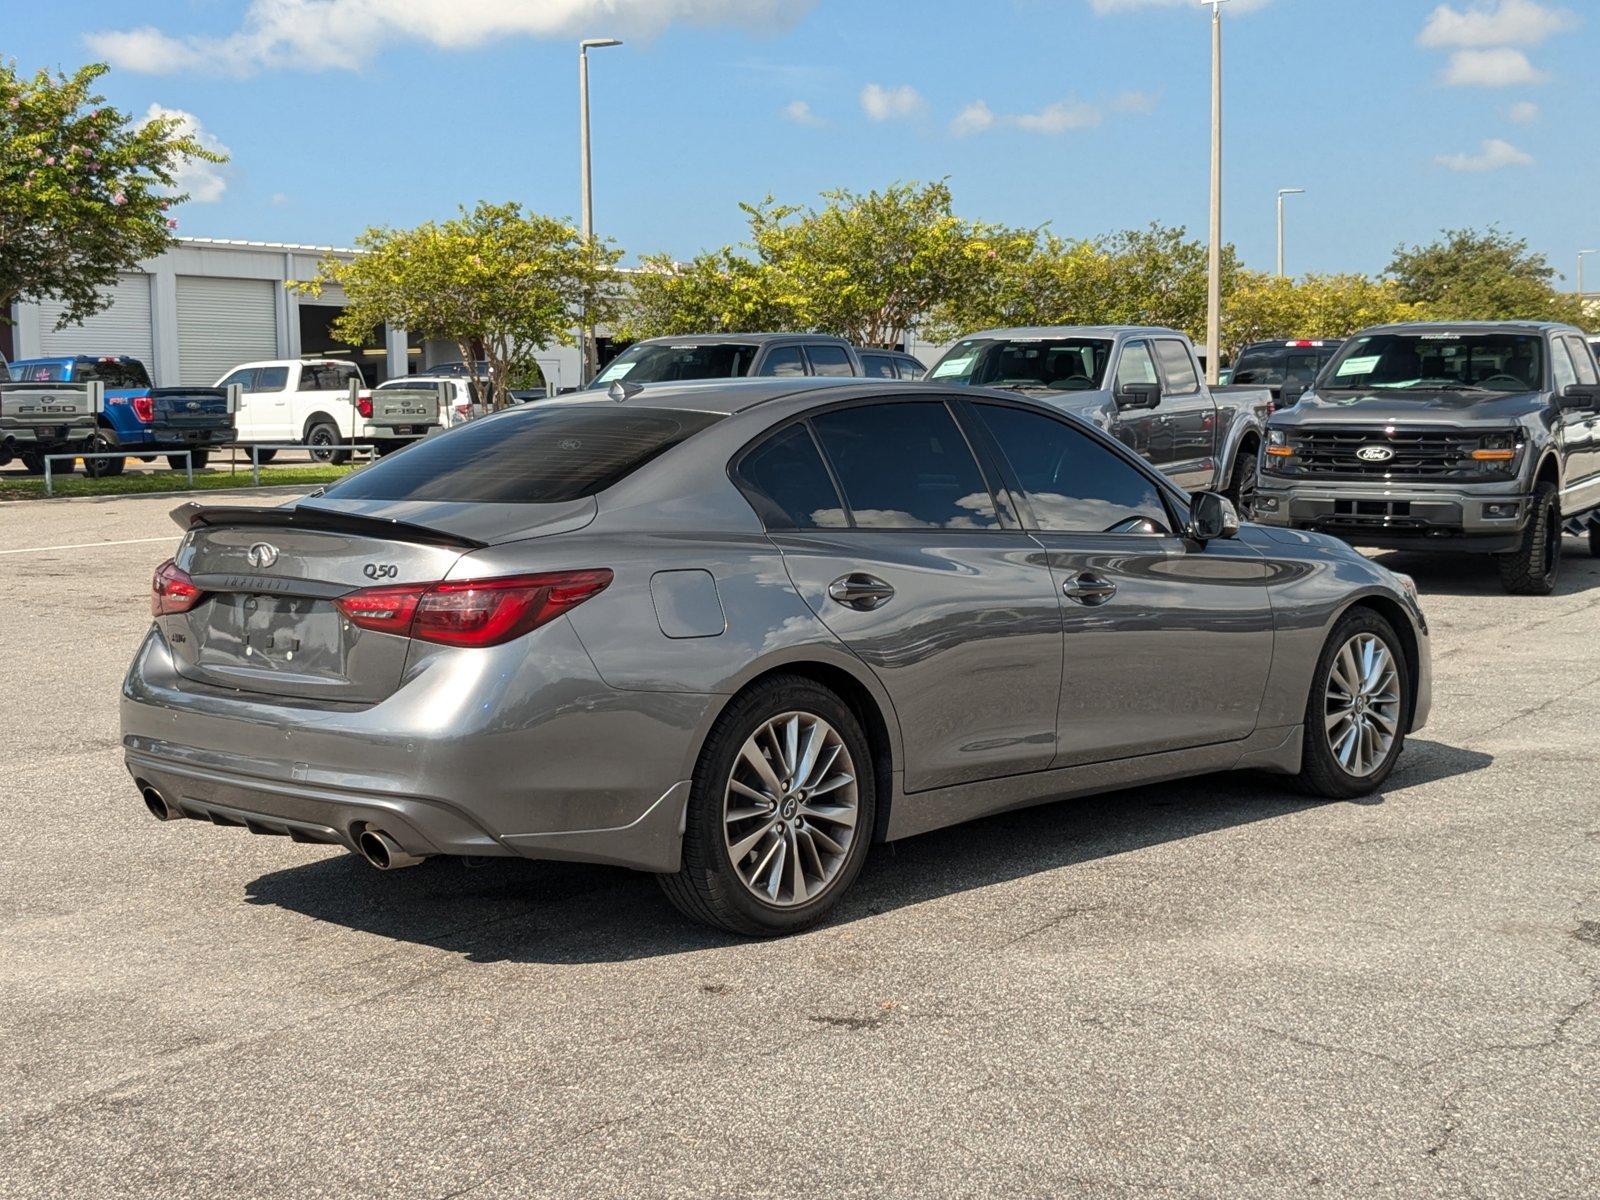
left=1188, top=491, right=1240, bottom=542
left=1559, top=383, right=1600, bottom=412
left=1115, top=381, right=1162, bottom=410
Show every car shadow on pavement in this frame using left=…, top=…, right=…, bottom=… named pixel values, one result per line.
left=242, top=737, right=1491, bottom=964
left=1367, top=536, right=1600, bottom=598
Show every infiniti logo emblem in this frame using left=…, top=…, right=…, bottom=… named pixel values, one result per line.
left=246, top=542, right=279, bottom=569
left=1356, top=445, right=1394, bottom=463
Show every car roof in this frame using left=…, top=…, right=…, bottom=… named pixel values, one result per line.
left=631, top=332, right=853, bottom=347
left=546, top=375, right=990, bottom=416
left=1357, top=321, right=1582, bottom=336
left=952, top=325, right=1185, bottom=341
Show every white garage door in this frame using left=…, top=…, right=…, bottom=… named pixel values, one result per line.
left=176, top=276, right=280, bottom=386
left=37, top=273, right=155, bottom=367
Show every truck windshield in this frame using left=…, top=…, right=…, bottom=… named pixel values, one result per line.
left=1325, top=333, right=1544, bottom=393
left=928, top=338, right=1112, bottom=391
left=593, top=343, right=761, bottom=386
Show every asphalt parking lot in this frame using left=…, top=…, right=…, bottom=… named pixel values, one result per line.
left=1, top=492, right=1596, bottom=1200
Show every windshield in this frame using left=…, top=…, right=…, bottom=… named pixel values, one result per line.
left=1325, top=333, right=1544, bottom=393
left=593, top=342, right=761, bottom=386
left=928, top=338, right=1112, bottom=391
left=320, top=405, right=723, bottom=504
left=1231, top=344, right=1339, bottom=387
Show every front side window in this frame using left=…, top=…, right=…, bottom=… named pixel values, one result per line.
left=1561, top=337, right=1597, bottom=386
left=321, top=405, right=723, bottom=504
left=593, top=342, right=760, bottom=385
left=805, top=344, right=855, bottom=377
left=735, top=424, right=848, bottom=529
left=757, top=346, right=807, bottom=377
left=1152, top=340, right=1200, bottom=394
left=218, top=368, right=255, bottom=390
left=1115, top=341, right=1160, bottom=389
left=928, top=337, right=1112, bottom=392
left=1553, top=340, right=1578, bottom=391
left=973, top=403, right=1172, bottom=535
left=811, top=402, right=998, bottom=530
left=1326, top=333, right=1545, bottom=393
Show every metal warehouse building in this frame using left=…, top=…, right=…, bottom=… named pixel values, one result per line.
left=3, top=237, right=583, bottom=390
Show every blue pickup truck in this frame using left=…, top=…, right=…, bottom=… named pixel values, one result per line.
left=6, top=356, right=236, bottom=477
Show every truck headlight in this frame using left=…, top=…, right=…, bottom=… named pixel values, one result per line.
left=1469, top=431, right=1519, bottom=463
left=1265, top=428, right=1293, bottom=458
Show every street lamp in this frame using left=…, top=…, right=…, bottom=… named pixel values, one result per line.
left=579, top=36, right=623, bottom=385
left=1276, top=188, right=1305, bottom=278
left=1203, top=0, right=1226, bottom=385
left=1578, top=248, right=1599, bottom=299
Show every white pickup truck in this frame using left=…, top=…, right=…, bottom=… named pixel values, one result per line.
left=214, top=359, right=442, bottom=462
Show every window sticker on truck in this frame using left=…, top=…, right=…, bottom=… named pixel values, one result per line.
left=931, top=353, right=978, bottom=378
left=1336, top=355, right=1381, bottom=377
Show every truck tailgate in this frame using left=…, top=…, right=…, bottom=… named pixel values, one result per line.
left=368, top=383, right=444, bottom=429
left=0, top=381, right=102, bottom=439
left=151, top=387, right=237, bottom=438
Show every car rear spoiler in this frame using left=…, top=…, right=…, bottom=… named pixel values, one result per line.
left=170, top=502, right=488, bottom=550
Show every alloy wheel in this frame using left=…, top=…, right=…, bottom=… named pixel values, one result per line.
left=1323, top=632, right=1401, bottom=777
left=723, top=711, right=859, bottom=907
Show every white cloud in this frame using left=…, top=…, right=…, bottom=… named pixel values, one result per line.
left=859, top=83, right=925, bottom=122
left=950, top=92, right=1156, bottom=138
left=270, top=192, right=291, bottom=206
left=1418, top=0, right=1578, bottom=48
left=87, top=0, right=816, bottom=75
left=1089, top=0, right=1271, bottom=13
left=949, top=101, right=995, bottom=138
left=1440, top=46, right=1548, bottom=85
left=780, top=99, right=825, bottom=127
left=1435, top=137, right=1534, bottom=171
left=1507, top=99, right=1540, bottom=122
left=140, top=104, right=229, bottom=202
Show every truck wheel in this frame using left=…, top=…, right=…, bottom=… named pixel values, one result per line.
left=80, top=432, right=125, bottom=478
left=1589, top=524, right=1600, bottom=559
left=1296, top=607, right=1410, bottom=799
left=253, top=449, right=278, bottom=465
left=1223, top=448, right=1258, bottom=519
left=658, top=675, right=876, bottom=936
left=306, top=423, right=351, bottom=466
left=1496, top=481, right=1561, bottom=596
left=20, top=451, right=52, bottom=476
left=168, top=451, right=209, bottom=471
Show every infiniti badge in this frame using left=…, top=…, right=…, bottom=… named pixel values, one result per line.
left=1356, top=446, right=1394, bottom=463
left=246, top=542, right=279, bottom=569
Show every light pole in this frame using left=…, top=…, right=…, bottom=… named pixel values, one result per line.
left=579, top=36, right=622, bottom=385
left=1203, top=0, right=1226, bottom=385
left=1275, top=188, right=1304, bottom=278
left=1578, top=249, right=1599, bottom=299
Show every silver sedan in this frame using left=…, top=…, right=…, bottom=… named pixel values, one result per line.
left=123, top=377, right=1431, bottom=935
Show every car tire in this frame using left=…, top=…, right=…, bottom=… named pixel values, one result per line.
left=80, top=433, right=124, bottom=478
left=659, top=674, right=876, bottom=936
left=306, top=422, right=351, bottom=466
left=1296, top=607, right=1410, bottom=800
left=252, top=449, right=278, bottom=465
left=1224, top=446, right=1258, bottom=519
left=169, top=450, right=210, bottom=471
left=1588, top=524, right=1600, bottom=558
left=20, top=450, right=53, bottom=476
left=1496, top=481, right=1561, bottom=596
left=374, top=441, right=403, bottom=457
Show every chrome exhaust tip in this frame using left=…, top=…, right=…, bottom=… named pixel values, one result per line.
left=139, top=784, right=176, bottom=822
left=356, top=828, right=427, bottom=871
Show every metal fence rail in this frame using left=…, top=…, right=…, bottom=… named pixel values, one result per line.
left=38, top=443, right=379, bottom=497
left=242, top=443, right=378, bottom=487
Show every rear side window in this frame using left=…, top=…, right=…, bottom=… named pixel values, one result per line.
left=859, top=354, right=896, bottom=379
left=805, top=344, right=855, bottom=377
left=255, top=366, right=290, bottom=390
left=321, top=405, right=723, bottom=504
left=735, top=424, right=847, bottom=529
left=757, top=346, right=806, bottom=377
left=1152, top=340, right=1200, bottom=394
left=811, top=402, right=999, bottom=530
left=973, top=403, right=1172, bottom=535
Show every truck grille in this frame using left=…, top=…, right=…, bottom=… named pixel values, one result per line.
left=1271, top=427, right=1511, bottom=481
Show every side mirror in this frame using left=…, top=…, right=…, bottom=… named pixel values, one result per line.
left=1188, top=490, right=1240, bottom=541
left=1115, top=381, right=1162, bottom=410
left=1559, top=383, right=1600, bottom=412
left=1278, top=381, right=1308, bottom=407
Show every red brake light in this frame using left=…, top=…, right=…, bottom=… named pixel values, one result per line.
left=151, top=559, right=204, bottom=616
left=334, top=570, right=613, bottom=647
left=132, top=395, right=154, bottom=423
left=356, top=394, right=373, bottom=418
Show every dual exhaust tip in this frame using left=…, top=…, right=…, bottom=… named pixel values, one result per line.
left=138, top=781, right=427, bottom=872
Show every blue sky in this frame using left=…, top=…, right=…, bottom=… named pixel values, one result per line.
left=16, top=0, right=1596, bottom=281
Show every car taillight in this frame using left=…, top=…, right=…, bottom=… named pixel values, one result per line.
left=334, top=570, right=613, bottom=647
left=356, top=392, right=373, bottom=418
left=132, top=395, right=154, bottom=423
left=151, top=559, right=204, bottom=616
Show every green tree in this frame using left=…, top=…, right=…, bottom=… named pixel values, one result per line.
left=292, top=202, right=622, bottom=408
left=1386, top=227, right=1584, bottom=323
left=1223, top=272, right=1420, bottom=360
left=0, top=61, right=225, bottom=328
left=618, top=247, right=800, bottom=338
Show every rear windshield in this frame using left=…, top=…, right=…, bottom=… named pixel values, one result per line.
left=320, top=405, right=724, bottom=504
left=1230, top=344, right=1340, bottom=387
left=1324, top=332, right=1544, bottom=393
left=593, top=342, right=760, bottom=385
left=928, top=337, right=1112, bottom=392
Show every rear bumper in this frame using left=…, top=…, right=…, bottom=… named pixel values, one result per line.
left=1254, top=476, right=1531, bottom=554
left=1, top=425, right=97, bottom=449
left=120, top=622, right=714, bottom=873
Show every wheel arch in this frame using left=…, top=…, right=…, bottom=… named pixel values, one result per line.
left=301, top=411, right=340, bottom=440
left=1533, top=450, right=1561, bottom=491
left=1333, top=593, right=1421, bottom=733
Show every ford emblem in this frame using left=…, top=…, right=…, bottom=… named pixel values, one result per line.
left=246, top=542, right=279, bottom=569
left=1356, top=445, right=1394, bottom=463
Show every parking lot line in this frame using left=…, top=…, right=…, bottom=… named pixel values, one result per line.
left=0, top=535, right=178, bottom=556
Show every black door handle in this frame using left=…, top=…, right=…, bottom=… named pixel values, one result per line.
left=1063, top=572, right=1117, bottom=606
left=828, top=573, right=896, bottom=610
